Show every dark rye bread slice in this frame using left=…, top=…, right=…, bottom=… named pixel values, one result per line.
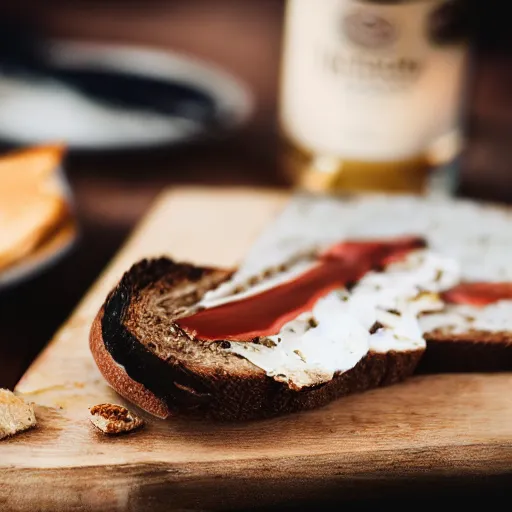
left=419, top=330, right=512, bottom=373
left=90, top=258, right=423, bottom=421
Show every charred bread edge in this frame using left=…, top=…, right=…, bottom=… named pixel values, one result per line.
left=91, top=258, right=425, bottom=420
left=94, top=258, right=216, bottom=418
left=90, top=310, right=171, bottom=419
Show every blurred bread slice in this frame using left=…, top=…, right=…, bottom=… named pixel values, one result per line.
left=0, top=389, right=36, bottom=440
left=0, top=145, right=69, bottom=272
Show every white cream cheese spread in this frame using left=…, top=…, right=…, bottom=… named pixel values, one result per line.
left=198, top=249, right=460, bottom=389
left=187, top=195, right=512, bottom=389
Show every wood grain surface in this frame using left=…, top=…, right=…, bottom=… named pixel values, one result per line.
left=1, top=188, right=512, bottom=512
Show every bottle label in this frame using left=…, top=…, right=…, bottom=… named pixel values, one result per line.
left=280, top=0, right=466, bottom=161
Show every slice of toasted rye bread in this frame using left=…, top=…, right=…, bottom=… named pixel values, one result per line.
left=90, top=258, right=424, bottom=421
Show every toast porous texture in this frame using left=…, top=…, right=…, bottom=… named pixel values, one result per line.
left=0, top=389, right=37, bottom=439
left=91, top=258, right=423, bottom=421
left=89, top=403, right=144, bottom=435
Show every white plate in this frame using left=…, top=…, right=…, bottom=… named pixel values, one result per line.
left=0, top=40, right=253, bottom=151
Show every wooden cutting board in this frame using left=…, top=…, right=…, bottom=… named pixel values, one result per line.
left=2, top=187, right=512, bottom=512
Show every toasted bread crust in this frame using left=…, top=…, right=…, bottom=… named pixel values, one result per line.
left=88, top=403, right=145, bottom=435
left=419, top=331, right=512, bottom=373
left=90, top=258, right=425, bottom=421
left=90, top=311, right=171, bottom=419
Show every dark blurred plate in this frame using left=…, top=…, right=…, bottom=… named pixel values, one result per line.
left=0, top=40, right=253, bottom=152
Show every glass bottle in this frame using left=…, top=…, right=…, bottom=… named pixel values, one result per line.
left=279, top=0, right=468, bottom=193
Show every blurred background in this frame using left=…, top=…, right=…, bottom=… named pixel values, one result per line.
left=0, top=0, right=511, bottom=389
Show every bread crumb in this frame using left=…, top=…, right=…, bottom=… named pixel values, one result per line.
left=89, top=403, right=144, bottom=435
left=0, top=389, right=37, bottom=440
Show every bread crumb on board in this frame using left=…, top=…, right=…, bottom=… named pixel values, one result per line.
left=0, top=389, right=37, bottom=440
left=89, top=404, right=144, bottom=435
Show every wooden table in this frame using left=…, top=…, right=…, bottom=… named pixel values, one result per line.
left=2, top=188, right=511, bottom=512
